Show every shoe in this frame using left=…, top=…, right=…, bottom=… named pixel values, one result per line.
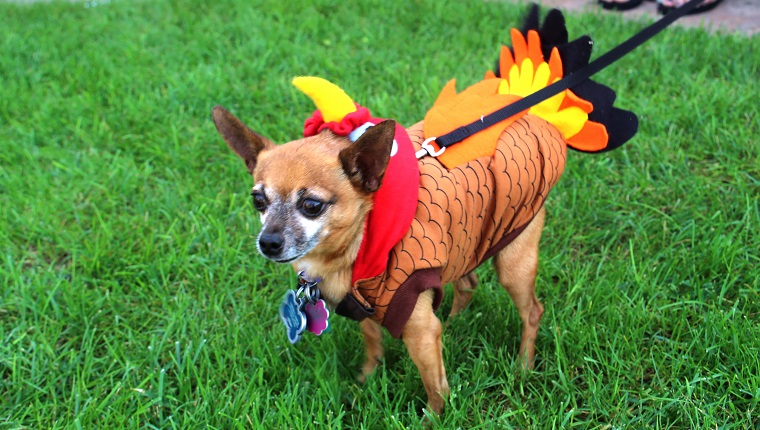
left=599, top=0, right=644, bottom=11
left=657, top=0, right=723, bottom=15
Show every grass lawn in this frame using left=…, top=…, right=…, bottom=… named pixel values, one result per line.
left=1, top=0, right=758, bottom=428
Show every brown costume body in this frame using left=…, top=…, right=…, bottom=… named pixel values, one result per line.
left=343, top=115, right=568, bottom=337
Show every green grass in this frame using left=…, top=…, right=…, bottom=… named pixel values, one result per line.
left=1, top=0, right=758, bottom=427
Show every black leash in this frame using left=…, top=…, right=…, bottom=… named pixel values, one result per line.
left=434, top=0, right=705, bottom=148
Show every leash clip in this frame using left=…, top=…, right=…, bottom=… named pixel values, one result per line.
left=415, top=137, right=445, bottom=159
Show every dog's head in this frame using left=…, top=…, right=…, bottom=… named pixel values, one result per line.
left=212, top=106, right=395, bottom=266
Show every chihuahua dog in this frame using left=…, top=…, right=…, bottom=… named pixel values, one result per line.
left=212, top=7, right=637, bottom=413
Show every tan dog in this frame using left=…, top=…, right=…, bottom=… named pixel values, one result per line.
left=211, top=7, right=637, bottom=414
left=213, top=109, right=559, bottom=413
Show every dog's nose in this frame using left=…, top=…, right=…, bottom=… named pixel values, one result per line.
left=259, top=232, right=284, bottom=256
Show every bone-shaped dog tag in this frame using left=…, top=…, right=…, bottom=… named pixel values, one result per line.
left=304, top=299, right=330, bottom=336
left=279, top=290, right=307, bottom=344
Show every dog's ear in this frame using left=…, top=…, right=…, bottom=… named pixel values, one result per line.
left=339, top=120, right=396, bottom=193
left=212, top=105, right=274, bottom=173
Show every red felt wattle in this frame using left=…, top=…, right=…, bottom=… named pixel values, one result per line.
left=350, top=119, right=419, bottom=285
left=302, top=110, right=420, bottom=286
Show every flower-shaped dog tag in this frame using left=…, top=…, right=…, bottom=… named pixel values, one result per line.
left=279, top=290, right=306, bottom=344
left=304, top=299, right=330, bottom=335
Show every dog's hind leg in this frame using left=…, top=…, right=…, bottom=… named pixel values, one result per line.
left=358, top=319, right=383, bottom=383
left=402, top=289, right=449, bottom=414
left=492, top=207, right=546, bottom=370
left=449, top=271, right=478, bottom=318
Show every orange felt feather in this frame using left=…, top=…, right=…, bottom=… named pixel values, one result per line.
left=567, top=121, right=608, bottom=152
left=547, top=48, right=563, bottom=84
left=511, top=29, right=528, bottom=65
left=498, top=45, right=514, bottom=77
left=527, top=30, right=544, bottom=67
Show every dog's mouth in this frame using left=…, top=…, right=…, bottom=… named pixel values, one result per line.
left=272, top=256, right=298, bottom=264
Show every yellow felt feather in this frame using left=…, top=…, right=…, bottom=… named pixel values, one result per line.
left=498, top=59, right=587, bottom=138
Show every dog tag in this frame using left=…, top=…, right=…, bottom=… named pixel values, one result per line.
left=279, top=290, right=307, bottom=344
left=304, top=299, right=330, bottom=336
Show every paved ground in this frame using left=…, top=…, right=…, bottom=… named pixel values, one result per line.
left=502, top=0, right=759, bottom=35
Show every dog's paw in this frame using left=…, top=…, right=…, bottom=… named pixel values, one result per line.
left=356, top=355, right=383, bottom=384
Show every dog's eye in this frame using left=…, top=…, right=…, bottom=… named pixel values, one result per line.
left=299, top=198, right=326, bottom=218
left=251, top=192, right=268, bottom=212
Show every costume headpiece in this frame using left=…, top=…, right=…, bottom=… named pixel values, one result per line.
left=293, top=76, right=373, bottom=140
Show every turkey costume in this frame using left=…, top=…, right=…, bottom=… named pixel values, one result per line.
left=292, top=8, right=637, bottom=338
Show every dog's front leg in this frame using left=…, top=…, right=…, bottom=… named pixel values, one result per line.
left=358, top=319, right=383, bottom=383
left=401, top=290, right=449, bottom=414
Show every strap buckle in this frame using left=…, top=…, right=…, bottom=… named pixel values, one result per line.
left=415, top=137, right=445, bottom=159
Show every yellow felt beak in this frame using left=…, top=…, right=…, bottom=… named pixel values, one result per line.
left=292, top=76, right=357, bottom=123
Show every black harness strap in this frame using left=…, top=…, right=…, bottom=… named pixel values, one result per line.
left=435, top=0, right=705, bottom=148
